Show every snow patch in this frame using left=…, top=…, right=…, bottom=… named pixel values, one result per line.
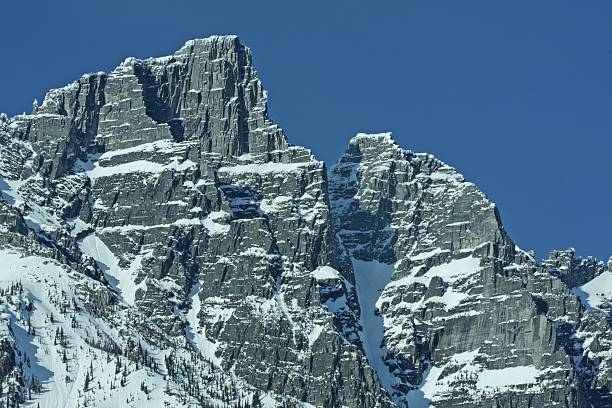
left=82, top=157, right=196, bottom=179
left=97, top=139, right=181, bottom=160
left=407, top=348, right=542, bottom=407
left=307, top=324, right=324, bottom=346
left=411, top=247, right=448, bottom=261
left=78, top=233, right=146, bottom=306
left=218, top=162, right=308, bottom=175
left=185, top=282, right=221, bottom=366
left=84, top=160, right=165, bottom=178
left=476, top=365, right=540, bottom=390
left=260, top=195, right=292, bottom=213
left=201, top=211, right=230, bottom=235
left=310, top=266, right=340, bottom=280
left=425, top=287, right=469, bottom=311
left=572, top=271, right=612, bottom=312
left=422, top=256, right=482, bottom=284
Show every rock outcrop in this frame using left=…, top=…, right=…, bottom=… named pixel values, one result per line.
left=0, top=36, right=608, bottom=407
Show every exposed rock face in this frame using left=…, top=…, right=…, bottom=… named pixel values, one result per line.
left=0, top=36, right=609, bottom=407
left=328, top=134, right=611, bottom=407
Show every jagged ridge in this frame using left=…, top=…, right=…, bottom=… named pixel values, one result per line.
left=0, top=36, right=609, bottom=408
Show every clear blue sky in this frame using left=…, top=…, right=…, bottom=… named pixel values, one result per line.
left=1, top=1, right=610, bottom=262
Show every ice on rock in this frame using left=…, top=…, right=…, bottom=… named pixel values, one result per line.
left=0, top=35, right=608, bottom=408
left=329, top=131, right=609, bottom=407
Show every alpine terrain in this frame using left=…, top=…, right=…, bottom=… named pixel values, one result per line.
left=0, top=36, right=609, bottom=407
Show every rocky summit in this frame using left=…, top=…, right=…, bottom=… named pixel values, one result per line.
left=0, top=36, right=609, bottom=407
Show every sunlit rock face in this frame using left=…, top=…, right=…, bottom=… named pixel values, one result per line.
left=329, top=133, right=611, bottom=407
left=0, top=36, right=608, bottom=407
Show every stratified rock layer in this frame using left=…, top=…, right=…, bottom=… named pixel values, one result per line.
left=0, top=36, right=609, bottom=407
left=329, top=133, right=610, bottom=407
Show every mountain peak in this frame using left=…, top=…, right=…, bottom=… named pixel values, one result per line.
left=0, top=36, right=610, bottom=408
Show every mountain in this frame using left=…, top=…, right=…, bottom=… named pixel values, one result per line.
left=0, top=35, right=609, bottom=407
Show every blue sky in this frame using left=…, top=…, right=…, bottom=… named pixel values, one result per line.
left=1, top=1, right=610, bottom=261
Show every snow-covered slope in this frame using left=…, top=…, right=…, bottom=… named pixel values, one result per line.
left=329, top=133, right=612, bottom=407
left=0, top=249, right=214, bottom=407
left=573, top=271, right=612, bottom=312
left=0, top=36, right=609, bottom=407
